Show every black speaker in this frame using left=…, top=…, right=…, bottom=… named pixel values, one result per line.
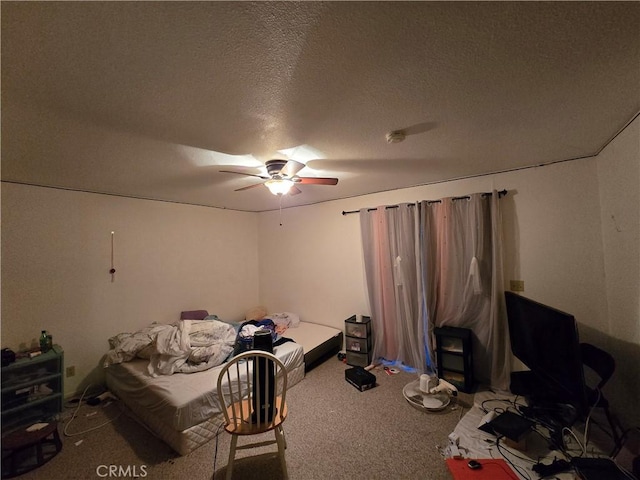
left=252, top=329, right=274, bottom=354
left=251, top=330, right=275, bottom=423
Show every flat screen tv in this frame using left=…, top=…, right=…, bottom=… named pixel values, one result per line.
left=504, top=291, right=588, bottom=419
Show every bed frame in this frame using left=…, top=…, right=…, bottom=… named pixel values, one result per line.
left=106, top=317, right=343, bottom=455
left=304, top=331, right=343, bottom=370
left=106, top=344, right=305, bottom=456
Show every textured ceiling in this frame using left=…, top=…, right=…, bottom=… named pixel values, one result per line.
left=2, top=2, right=639, bottom=212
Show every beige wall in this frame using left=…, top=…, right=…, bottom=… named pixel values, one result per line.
left=1, top=185, right=259, bottom=394
left=258, top=116, right=639, bottom=426
left=258, top=158, right=608, bottom=332
left=1, top=117, right=637, bottom=427
left=594, top=116, right=640, bottom=427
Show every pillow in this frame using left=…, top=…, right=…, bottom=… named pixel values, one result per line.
left=180, top=310, right=209, bottom=320
left=245, top=306, right=267, bottom=321
left=268, top=312, right=301, bottom=329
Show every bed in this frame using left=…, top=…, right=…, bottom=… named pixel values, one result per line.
left=284, top=321, right=343, bottom=371
left=104, top=315, right=343, bottom=455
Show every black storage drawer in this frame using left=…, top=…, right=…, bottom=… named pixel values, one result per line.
left=345, top=316, right=372, bottom=367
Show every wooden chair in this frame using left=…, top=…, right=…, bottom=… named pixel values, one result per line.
left=216, top=350, right=289, bottom=480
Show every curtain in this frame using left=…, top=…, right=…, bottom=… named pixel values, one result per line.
left=360, top=191, right=511, bottom=389
left=360, top=203, right=430, bottom=373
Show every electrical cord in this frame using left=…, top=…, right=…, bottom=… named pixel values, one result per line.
left=617, top=464, right=638, bottom=480
left=480, top=397, right=527, bottom=414
left=495, top=436, right=532, bottom=480
left=583, top=387, right=601, bottom=450
left=562, top=426, right=586, bottom=457
left=63, top=384, right=123, bottom=437
left=579, top=388, right=623, bottom=457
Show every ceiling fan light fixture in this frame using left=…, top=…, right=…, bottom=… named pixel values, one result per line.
left=265, top=179, right=294, bottom=195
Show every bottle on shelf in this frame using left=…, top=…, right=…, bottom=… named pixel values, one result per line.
left=39, top=330, right=50, bottom=353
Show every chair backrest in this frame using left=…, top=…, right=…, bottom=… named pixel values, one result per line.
left=580, top=342, right=615, bottom=390
left=217, top=350, right=288, bottom=432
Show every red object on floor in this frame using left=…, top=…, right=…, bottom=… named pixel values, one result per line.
left=446, top=458, right=519, bottom=480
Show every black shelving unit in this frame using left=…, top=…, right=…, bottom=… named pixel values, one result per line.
left=344, top=316, right=372, bottom=368
left=434, top=327, right=473, bottom=393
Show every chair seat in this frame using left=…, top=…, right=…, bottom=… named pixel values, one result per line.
left=225, top=397, right=288, bottom=435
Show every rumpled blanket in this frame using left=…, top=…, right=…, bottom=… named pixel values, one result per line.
left=265, top=312, right=300, bottom=335
left=104, top=319, right=236, bottom=376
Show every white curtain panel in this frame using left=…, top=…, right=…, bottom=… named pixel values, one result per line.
left=360, top=191, right=511, bottom=389
left=360, top=203, right=429, bottom=374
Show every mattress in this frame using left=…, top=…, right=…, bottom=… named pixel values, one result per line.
left=106, top=340, right=304, bottom=432
left=117, top=361, right=306, bottom=456
left=284, top=321, right=343, bottom=370
left=105, top=322, right=341, bottom=455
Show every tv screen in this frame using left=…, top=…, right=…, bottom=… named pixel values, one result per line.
left=505, top=292, right=588, bottom=417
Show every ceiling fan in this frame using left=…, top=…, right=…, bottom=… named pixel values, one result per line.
left=220, top=159, right=338, bottom=196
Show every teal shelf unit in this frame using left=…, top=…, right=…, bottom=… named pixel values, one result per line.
left=1, top=345, right=64, bottom=434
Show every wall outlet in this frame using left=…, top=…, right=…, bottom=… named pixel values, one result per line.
left=510, top=280, right=525, bottom=292
left=66, top=366, right=76, bottom=377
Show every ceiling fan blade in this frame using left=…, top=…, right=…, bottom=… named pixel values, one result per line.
left=289, top=186, right=302, bottom=195
left=279, top=160, right=305, bottom=178
left=220, top=170, right=269, bottom=180
left=295, top=177, right=339, bottom=185
left=234, top=182, right=265, bottom=192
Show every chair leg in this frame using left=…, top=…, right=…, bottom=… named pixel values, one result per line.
left=226, top=434, right=238, bottom=480
left=275, top=426, right=288, bottom=480
left=604, top=407, right=622, bottom=449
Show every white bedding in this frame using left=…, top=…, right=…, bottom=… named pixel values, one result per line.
left=105, top=319, right=340, bottom=455
left=285, top=321, right=342, bottom=355
left=104, top=319, right=237, bottom=376
left=106, top=340, right=304, bottom=432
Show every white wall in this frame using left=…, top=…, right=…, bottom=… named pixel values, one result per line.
left=258, top=161, right=607, bottom=332
left=597, top=118, right=640, bottom=343
left=2, top=116, right=637, bottom=426
left=595, top=116, right=640, bottom=427
left=257, top=117, right=639, bottom=426
left=1, top=184, right=259, bottom=394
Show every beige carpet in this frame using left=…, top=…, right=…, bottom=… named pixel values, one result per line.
left=14, top=357, right=473, bottom=479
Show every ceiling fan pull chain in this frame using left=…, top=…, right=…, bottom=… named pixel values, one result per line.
left=110, top=231, right=116, bottom=281
left=279, top=196, right=283, bottom=226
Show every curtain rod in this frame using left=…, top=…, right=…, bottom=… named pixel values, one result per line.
left=341, top=189, right=508, bottom=216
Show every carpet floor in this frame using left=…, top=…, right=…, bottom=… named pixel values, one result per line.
left=11, top=357, right=473, bottom=480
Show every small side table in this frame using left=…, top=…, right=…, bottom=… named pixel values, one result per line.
left=1, top=421, right=62, bottom=478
